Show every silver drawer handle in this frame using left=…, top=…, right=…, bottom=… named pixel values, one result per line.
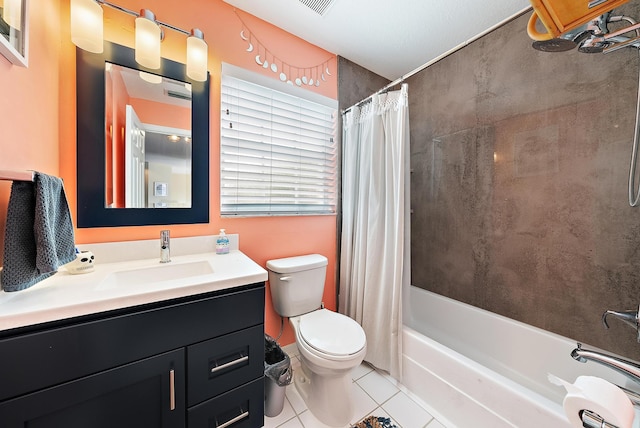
left=169, top=369, right=175, bottom=411
left=217, top=410, right=249, bottom=428
left=211, top=355, right=249, bottom=374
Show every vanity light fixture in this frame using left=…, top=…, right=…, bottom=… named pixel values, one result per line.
left=71, top=0, right=103, bottom=53
left=2, top=0, right=22, bottom=30
left=186, top=28, right=208, bottom=83
left=70, top=0, right=208, bottom=81
left=139, top=71, right=162, bottom=84
left=135, top=9, right=161, bottom=70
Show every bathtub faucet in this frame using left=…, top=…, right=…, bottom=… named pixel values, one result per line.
left=602, top=305, right=640, bottom=342
left=571, top=343, right=640, bottom=387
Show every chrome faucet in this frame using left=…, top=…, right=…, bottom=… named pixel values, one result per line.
left=571, top=342, right=640, bottom=386
left=160, top=230, right=171, bottom=263
left=603, top=305, right=640, bottom=342
left=568, top=305, right=640, bottom=413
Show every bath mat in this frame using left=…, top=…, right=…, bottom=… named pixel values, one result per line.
left=352, top=416, right=397, bottom=428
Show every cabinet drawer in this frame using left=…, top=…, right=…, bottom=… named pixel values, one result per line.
left=188, top=324, right=263, bottom=406
left=187, top=377, right=263, bottom=428
left=0, top=285, right=264, bottom=401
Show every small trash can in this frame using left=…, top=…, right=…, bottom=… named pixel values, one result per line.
left=264, top=334, right=293, bottom=417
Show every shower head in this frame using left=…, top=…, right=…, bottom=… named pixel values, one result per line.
left=531, top=13, right=611, bottom=53
left=532, top=12, right=640, bottom=54
left=578, top=37, right=608, bottom=53
left=532, top=38, right=578, bottom=52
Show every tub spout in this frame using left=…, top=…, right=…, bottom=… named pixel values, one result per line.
left=571, top=342, right=640, bottom=386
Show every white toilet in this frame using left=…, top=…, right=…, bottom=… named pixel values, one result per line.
left=267, top=254, right=367, bottom=427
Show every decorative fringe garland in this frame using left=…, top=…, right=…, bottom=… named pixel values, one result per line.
left=352, top=416, right=398, bottom=428
left=233, top=9, right=334, bottom=88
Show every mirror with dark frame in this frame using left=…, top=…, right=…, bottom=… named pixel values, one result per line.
left=76, top=42, right=209, bottom=228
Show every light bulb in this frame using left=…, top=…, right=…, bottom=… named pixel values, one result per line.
left=70, top=0, right=103, bottom=53
left=135, top=9, right=161, bottom=70
left=3, top=0, right=22, bottom=30
left=186, top=28, right=208, bottom=82
left=139, top=71, right=162, bottom=84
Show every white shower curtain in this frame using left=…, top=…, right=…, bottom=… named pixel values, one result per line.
left=339, top=84, right=410, bottom=380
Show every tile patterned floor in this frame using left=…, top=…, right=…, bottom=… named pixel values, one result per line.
left=263, top=344, right=449, bottom=428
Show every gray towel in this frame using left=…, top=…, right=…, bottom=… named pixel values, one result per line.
left=1, top=172, right=76, bottom=292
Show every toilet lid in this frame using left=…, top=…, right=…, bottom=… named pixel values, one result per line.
left=299, top=309, right=366, bottom=356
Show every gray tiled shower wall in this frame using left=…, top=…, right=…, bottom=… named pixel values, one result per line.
left=338, top=4, right=640, bottom=361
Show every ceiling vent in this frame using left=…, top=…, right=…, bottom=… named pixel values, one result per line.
left=297, top=0, right=336, bottom=16
left=166, top=90, right=192, bottom=101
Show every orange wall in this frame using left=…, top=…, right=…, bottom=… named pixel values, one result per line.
left=107, top=64, right=130, bottom=207
left=0, top=1, right=62, bottom=258
left=0, top=0, right=338, bottom=346
left=130, top=98, right=191, bottom=130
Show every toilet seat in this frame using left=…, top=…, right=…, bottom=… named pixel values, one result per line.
left=298, top=309, right=366, bottom=357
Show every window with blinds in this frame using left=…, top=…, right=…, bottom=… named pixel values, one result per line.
left=220, top=72, right=337, bottom=216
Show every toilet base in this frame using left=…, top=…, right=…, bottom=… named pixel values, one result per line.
left=294, top=356, right=355, bottom=427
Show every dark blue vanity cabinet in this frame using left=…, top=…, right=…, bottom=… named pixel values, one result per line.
left=0, top=283, right=265, bottom=427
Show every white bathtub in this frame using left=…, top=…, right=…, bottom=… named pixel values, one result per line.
left=402, top=286, right=638, bottom=428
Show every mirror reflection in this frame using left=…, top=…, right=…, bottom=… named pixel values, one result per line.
left=105, top=63, right=192, bottom=209
left=0, top=0, right=26, bottom=63
left=76, top=41, right=209, bottom=228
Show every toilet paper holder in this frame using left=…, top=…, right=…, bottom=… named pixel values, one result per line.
left=551, top=371, right=638, bottom=428
left=569, top=344, right=640, bottom=428
left=581, top=409, right=619, bottom=428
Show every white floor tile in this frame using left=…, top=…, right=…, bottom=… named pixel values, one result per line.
left=283, top=342, right=299, bottom=358
left=351, top=362, right=374, bottom=381
left=298, top=410, right=350, bottom=428
left=365, top=408, right=391, bottom=418
left=285, top=383, right=307, bottom=414
left=264, top=397, right=297, bottom=428
left=349, top=383, right=379, bottom=424
left=356, top=370, right=399, bottom=404
left=426, top=419, right=447, bottom=428
left=382, top=392, right=434, bottom=428
left=273, top=361, right=438, bottom=428
left=290, top=355, right=302, bottom=372
left=278, top=416, right=305, bottom=428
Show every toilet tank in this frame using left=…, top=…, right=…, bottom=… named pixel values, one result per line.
left=267, top=254, right=328, bottom=317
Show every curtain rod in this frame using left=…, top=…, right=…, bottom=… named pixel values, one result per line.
left=341, top=6, right=532, bottom=115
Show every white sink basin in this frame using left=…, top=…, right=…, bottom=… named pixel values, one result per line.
left=98, top=260, right=214, bottom=290
left=0, top=238, right=269, bottom=333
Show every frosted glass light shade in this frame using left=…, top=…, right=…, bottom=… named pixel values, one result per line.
left=71, top=0, right=103, bottom=53
left=139, top=71, right=162, bottom=84
left=3, top=0, right=22, bottom=31
left=135, top=10, right=161, bottom=70
left=186, top=28, right=208, bottom=82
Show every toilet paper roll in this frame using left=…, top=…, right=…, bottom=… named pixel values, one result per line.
left=562, top=376, right=635, bottom=428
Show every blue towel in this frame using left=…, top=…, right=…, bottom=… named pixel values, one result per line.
left=1, top=172, right=76, bottom=292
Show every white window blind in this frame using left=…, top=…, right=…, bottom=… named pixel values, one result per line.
left=221, top=73, right=337, bottom=216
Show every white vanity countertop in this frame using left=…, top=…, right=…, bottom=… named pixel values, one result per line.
left=0, top=236, right=267, bottom=332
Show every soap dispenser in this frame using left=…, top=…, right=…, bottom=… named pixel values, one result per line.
left=216, top=229, right=230, bottom=254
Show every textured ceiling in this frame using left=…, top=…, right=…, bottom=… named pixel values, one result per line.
left=222, top=0, right=531, bottom=80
